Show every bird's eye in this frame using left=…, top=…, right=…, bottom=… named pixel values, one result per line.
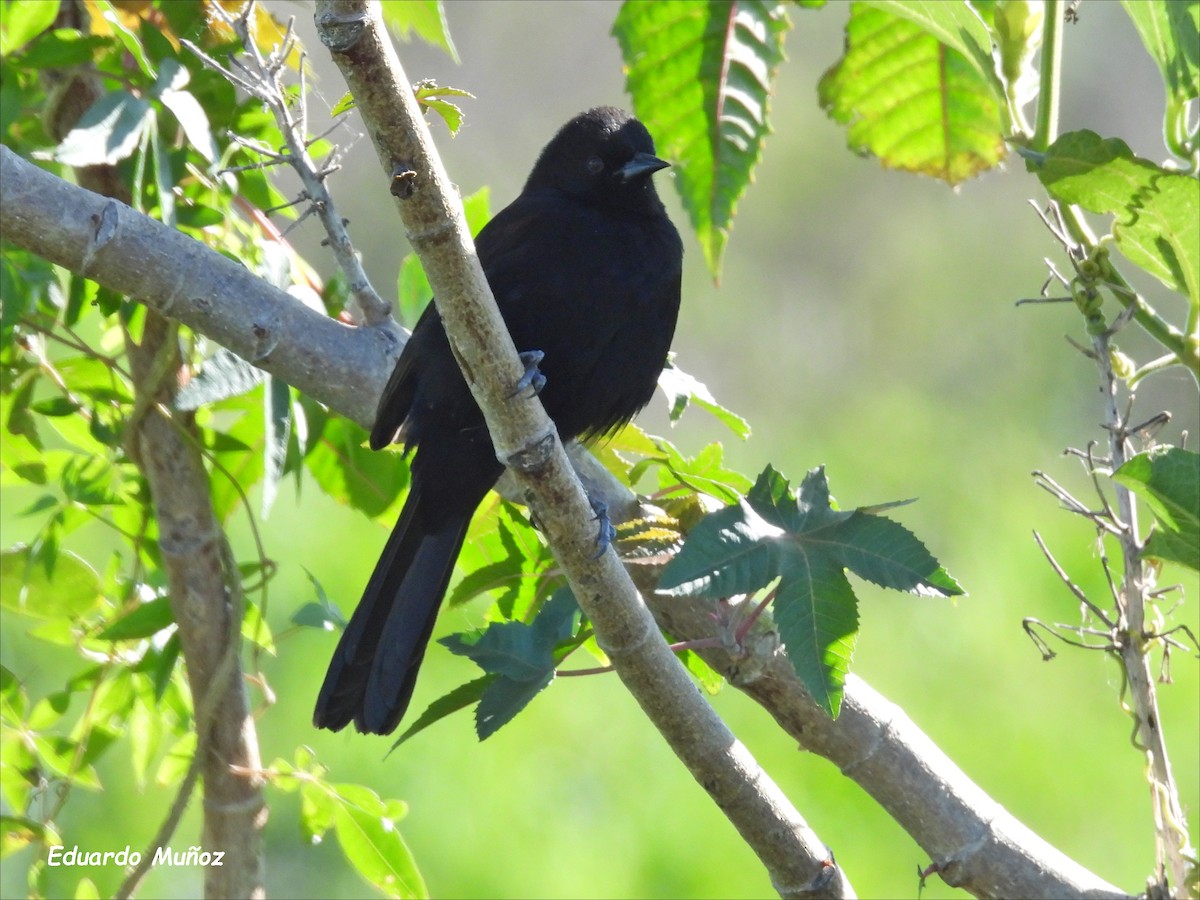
left=586, top=155, right=604, bottom=175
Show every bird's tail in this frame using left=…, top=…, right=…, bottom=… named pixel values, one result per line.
left=313, top=484, right=471, bottom=735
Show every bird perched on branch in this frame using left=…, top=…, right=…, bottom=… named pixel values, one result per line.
left=314, top=106, right=683, bottom=735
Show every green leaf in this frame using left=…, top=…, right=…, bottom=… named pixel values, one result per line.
left=242, top=600, right=275, bottom=655
left=380, top=0, right=459, bottom=63
left=47, top=90, right=152, bottom=167
left=396, top=254, right=433, bottom=329
left=0, top=546, right=102, bottom=620
left=332, top=784, right=427, bottom=899
left=638, top=437, right=753, bottom=504
left=0, top=815, right=59, bottom=858
left=59, top=455, right=123, bottom=506
left=1114, top=446, right=1200, bottom=571
left=292, top=569, right=346, bottom=630
left=614, top=0, right=790, bottom=277
left=1033, top=130, right=1200, bottom=302
left=819, top=3, right=1007, bottom=185
left=390, top=677, right=489, bottom=750
left=658, top=499, right=784, bottom=598
left=660, top=464, right=962, bottom=715
left=0, top=0, right=60, bottom=57
left=331, top=91, right=355, bottom=117
left=15, top=29, right=108, bottom=68
left=1120, top=0, right=1199, bottom=159
left=149, top=115, right=175, bottom=226
left=303, top=415, right=409, bottom=520
left=657, top=359, right=750, bottom=438
left=440, top=588, right=578, bottom=739
left=840, top=517, right=964, bottom=596
left=155, top=731, right=195, bottom=787
left=97, top=596, right=173, bottom=641
left=300, top=779, right=336, bottom=843
left=414, top=81, right=474, bottom=136
left=772, top=547, right=859, bottom=716
left=54, top=356, right=132, bottom=405
left=450, top=500, right=549, bottom=618
left=866, top=0, right=1004, bottom=93
left=30, top=397, right=80, bottom=417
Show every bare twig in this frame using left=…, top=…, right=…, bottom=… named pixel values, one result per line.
left=186, top=0, right=390, bottom=326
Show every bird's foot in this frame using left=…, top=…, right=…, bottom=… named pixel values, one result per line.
left=510, top=350, right=546, bottom=398
left=589, top=495, right=617, bottom=558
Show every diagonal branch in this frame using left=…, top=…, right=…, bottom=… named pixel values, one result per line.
left=0, top=144, right=397, bottom=430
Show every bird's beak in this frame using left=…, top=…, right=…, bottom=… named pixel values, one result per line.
left=618, top=151, right=670, bottom=182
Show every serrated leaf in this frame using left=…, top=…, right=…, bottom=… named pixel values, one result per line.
left=1114, top=446, right=1200, bottom=571
left=648, top=437, right=753, bottom=504
left=614, top=0, right=790, bottom=277
left=440, top=588, right=578, bottom=739
left=1033, top=130, right=1199, bottom=302
left=826, top=512, right=964, bottom=596
left=662, top=464, right=961, bottom=716
left=772, top=547, right=858, bottom=716
left=441, top=589, right=577, bottom=682
left=414, top=82, right=474, bottom=136
left=819, top=3, right=1007, bottom=184
left=865, top=0, right=1003, bottom=94
left=658, top=500, right=783, bottom=598
left=389, top=677, right=489, bottom=750
left=474, top=673, right=552, bottom=740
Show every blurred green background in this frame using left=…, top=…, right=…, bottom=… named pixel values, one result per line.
left=2, top=1, right=1197, bottom=898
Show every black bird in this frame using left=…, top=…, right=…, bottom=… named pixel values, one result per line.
left=314, top=107, right=684, bottom=735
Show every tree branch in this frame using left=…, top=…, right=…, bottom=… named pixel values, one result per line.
left=0, top=144, right=398, bottom=429
left=628, top=560, right=1128, bottom=900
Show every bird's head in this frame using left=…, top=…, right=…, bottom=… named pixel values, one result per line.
left=523, top=106, right=670, bottom=214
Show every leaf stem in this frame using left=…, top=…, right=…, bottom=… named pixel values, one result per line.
left=1054, top=204, right=1198, bottom=380
left=1031, top=0, right=1062, bottom=153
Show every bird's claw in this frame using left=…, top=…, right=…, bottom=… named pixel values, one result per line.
left=510, top=350, right=546, bottom=398
left=589, top=495, right=617, bottom=558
